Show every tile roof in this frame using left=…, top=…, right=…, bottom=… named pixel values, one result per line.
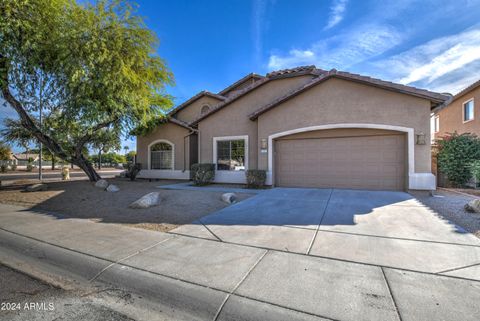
left=169, top=117, right=197, bottom=131
left=266, top=65, right=319, bottom=78
left=248, top=69, right=450, bottom=120
left=190, top=67, right=321, bottom=125
left=168, top=91, right=225, bottom=116
left=218, top=73, right=265, bottom=96
left=453, top=78, right=480, bottom=101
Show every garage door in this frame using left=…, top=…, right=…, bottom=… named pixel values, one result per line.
left=275, top=133, right=406, bottom=190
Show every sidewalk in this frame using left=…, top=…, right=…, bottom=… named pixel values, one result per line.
left=0, top=203, right=479, bottom=321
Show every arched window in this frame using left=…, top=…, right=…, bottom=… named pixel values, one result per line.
left=150, top=142, right=173, bottom=169
left=201, top=105, right=210, bottom=115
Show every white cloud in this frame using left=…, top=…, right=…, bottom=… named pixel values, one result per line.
left=375, top=26, right=480, bottom=93
left=325, top=0, right=348, bottom=30
left=252, top=0, right=275, bottom=63
left=268, top=24, right=403, bottom=70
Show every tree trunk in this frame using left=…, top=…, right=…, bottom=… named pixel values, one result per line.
left=72, top=156, right=101, bottom=181
left=98, top=150, right=102, bottom=170
left=51, top=157, right=55, bottom=170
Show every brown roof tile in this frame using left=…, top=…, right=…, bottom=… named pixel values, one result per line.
left=168, top=91, right=225, bottom=116
left=218, top=73, right=265, bottom=96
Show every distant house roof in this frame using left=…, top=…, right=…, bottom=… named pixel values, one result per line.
left=249, top=69, right=450, bottom=120
left=168, top=91, right=225, bottom=116
left=452, top=79, right=480, bottom=101
left=13, top=153, right=39, bottom=161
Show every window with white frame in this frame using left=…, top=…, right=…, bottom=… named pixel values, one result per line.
left=216, top=139, right=245, bottom=171
left=150, top=142, right=173, bottom=169
left=463, top=99, right=474, bottom=122
left=434, top=115, right=440, bottom=133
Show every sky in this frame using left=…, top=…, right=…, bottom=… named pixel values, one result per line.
left=2, top=0, right=480, bottom=153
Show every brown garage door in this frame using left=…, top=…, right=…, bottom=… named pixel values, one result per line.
left=275, top=133, right=406, bottom=190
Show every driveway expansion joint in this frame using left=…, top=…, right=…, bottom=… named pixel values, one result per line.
left=88, top=236, right=175, bottom=282
left=436, top=261, right=480, bottom=274
left=380, top=267, right=403, bottom=321
left=199, top=219, right=224, bottom=242
left=306, top=188, right=334, bottom=255
left=213, top=249, right=269, bottom=321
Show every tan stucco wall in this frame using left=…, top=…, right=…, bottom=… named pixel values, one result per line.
left=136, top=123, right=190, bottom=171
left=173, top=95, right=223, bottom=124
left=276, top=128, right=402, bottom=140
left=197, top=75, right=314, bottom=167
left=257, top=78, right=432, bottom=173
left=435, top=86, right=480, bottom=139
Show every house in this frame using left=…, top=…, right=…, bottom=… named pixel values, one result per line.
left=432, top=79, right=480, bottom=139
left=13, top=153, right=39, bottom=162
left=136, top=66, right=449, bottom=191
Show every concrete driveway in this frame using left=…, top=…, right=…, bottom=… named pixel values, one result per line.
left=173, top=188, right=480, bottom=276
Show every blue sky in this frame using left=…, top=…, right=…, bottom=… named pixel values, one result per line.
left=2, top=0, right=480, bottom=153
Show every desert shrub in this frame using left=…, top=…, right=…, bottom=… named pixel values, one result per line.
left=26, top=164, right=33, bottom=172
left=191, top=163, right=215, bottom=186
left=437, top=133, right=480, bottom=187
left=246, top=169, right=266, bottom=189
left=0, top=164, right=7, bottom=173
left=10, top=164, right=17, bottom=171
left=126, top=163, right=142, bottom=181
left=470, top=160, right=480, bottom=187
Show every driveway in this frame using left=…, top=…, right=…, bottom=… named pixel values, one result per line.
left=173, top=188, right=480, bottom=277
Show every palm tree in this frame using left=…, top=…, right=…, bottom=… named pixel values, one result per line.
left=1, top=118, right=35, bottom=162
left=123, top=145, right=129, bottom=156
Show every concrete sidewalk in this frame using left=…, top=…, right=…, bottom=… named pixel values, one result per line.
left=0, top=203, right=479, bottom=321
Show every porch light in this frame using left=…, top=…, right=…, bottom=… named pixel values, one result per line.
left=416, top=132, right=426, bottom=145
left=261, top=139, right=268, bottom=149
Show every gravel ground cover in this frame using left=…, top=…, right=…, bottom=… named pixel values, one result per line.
left=412, top=189, right=480, bottom=238
left=0, top=178, right=251, bottom=232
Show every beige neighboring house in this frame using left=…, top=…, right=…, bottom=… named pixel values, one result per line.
left=136, top=66, right=449, bottom=191
left=433, top=79, right=480, bottom=139
left=13, top=153, right=39, bottom=162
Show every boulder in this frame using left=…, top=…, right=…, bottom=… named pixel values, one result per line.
left=129, top=192, right=161, bottom=209
left=94, top=179, right=109, bottom=189
left=25, top=183, right=48, bottom=192
left=221, top=193, right=237, bottom=204
left=106, top=184, right=120, bottom=192
left=465, top=199, right=480, bottom=213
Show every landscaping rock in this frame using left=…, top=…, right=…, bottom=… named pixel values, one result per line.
left=106, top=184, right=120, bottom=193
left=221, top=193, right=237, bottom=204
left=464, top=199, right=480, bottom=213
left=94, top=179, right=109, bottom=189
left=129, top=192, right=161, bottom=209
left=25, top=183, right=48, bottom=192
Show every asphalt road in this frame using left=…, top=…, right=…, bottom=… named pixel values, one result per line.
left=0, top=264, right=136, bottom=321
left=0, top=170, right=122, bottom=181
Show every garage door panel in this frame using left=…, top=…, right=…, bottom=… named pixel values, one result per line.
left=275, top=134, right=405, bottom=191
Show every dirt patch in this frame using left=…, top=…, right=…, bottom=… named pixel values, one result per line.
left=446, top=188, right=480, bottom=198
left=0, top=179, right=252, bottom=232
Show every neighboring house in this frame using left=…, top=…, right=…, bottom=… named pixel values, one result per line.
left=433, top=79, right=480, bottom=139
left=136, top=66, right=449, bottom=191
left=13, top=153, right=39, bottom=162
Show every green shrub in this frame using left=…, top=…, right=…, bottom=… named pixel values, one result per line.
left=126, top=163, right=142, bottom=181
left=470, top=160, right=480, bottom=186
left=437, top=133, right=480, bottom=187
left=26, top=164, right=33, bottom=172
left=10, top=164, right=17, bottom=171
left=191, top=163, right=215, bottom=186
left=246, top=169, right=266, bottom=189
left=0, top=164, right=7, bottom=173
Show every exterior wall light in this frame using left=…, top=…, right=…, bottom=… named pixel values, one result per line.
left=416, top=132, right=426, bottom=145
left=261, top=138, right=268, bottom=149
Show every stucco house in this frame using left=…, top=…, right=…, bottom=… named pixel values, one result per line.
left=136, top=66, right=449, bottom=191
left=433, top=79, right=480, bottom=139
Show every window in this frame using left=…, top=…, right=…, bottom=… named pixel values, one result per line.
left=216, top=139, right=245, bottom=171
left=463, top=99, right=474, bottom=122
left=150, top=142, right=173, bottom=169
left=434, top=115, right=440, bottom=133
left=201, top=105, right=210, bottom=115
